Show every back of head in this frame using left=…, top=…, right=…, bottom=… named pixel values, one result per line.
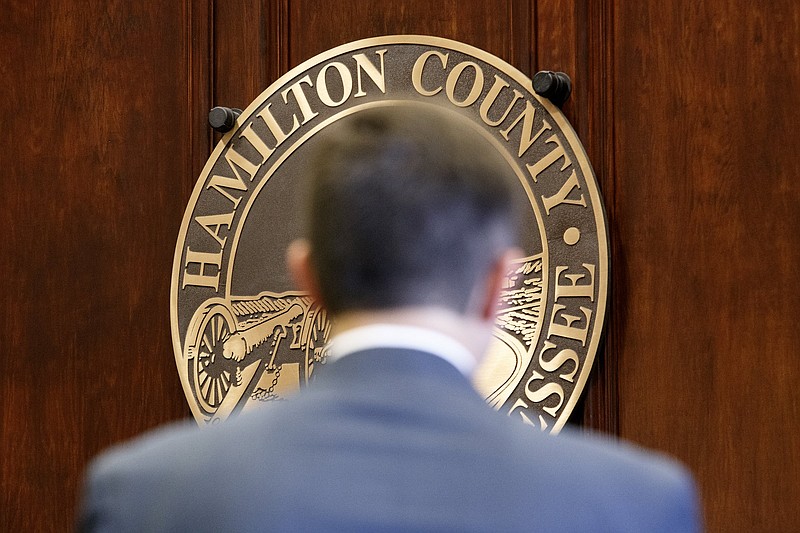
left=307, top=106, right=518, bottom=316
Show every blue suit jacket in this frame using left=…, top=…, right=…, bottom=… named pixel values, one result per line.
left=79, top=349, right=701, bottom=532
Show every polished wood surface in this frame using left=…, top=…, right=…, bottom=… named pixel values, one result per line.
left=613, top=1, right=800, bottom=530
left=1, top=1, right=798, bottom=531
left=533, top=0, right=621, bottom=436
left=289, top=0, right=518, bottom=67
left=0, top=2, right=192, bottom=529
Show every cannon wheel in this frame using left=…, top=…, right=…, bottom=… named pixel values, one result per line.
left=299, top=304, right=330, bottom=383
left=185, top=303, right=238, bottom=414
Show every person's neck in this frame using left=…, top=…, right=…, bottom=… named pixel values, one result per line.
left=330, top=307, right=494, bottom=363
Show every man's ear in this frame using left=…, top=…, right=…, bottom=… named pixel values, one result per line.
left=286, top=239, right=325, bottom=306
left=478, top=247, right=523, bottom=321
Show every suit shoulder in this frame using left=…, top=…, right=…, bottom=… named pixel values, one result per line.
left=495, top=424, right=701, bottom=532
left=559, top=429, right=701, bottom=531
left=79, top=418, right=259, bottom=532
left=87, top=420, right=201, bottom=480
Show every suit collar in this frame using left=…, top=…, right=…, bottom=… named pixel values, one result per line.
left=326, top=323, right=477, bottom=376
left=312, top=347, right=477, bottom=396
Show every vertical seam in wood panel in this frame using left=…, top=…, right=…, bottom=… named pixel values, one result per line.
left=572, top=0, right=588, bottom=143
left=574, top=0, right=619, bottom=436
left=283, top=0, right=292, bottom=71
left=531, top=0, right=538, bottom=74
left=185, top=0, right=192, bottom=191
left=506, top=0, right=513, bottom=65
left=186, top=0, right=214, bottom=186
left=266, top=0, right=290, bottom=82
left=606, top=0, right=619, bottom=436
left=508, top=0, right=533, bottom=76
left=591, top=0, right=619, bottom=436
left=208, top=0, right=215, bottom=153
left=605, top=0, right=618, bottom=437
left=285, top=0, right=291, bottom=72
left=184, top=0, right=210, bottom=417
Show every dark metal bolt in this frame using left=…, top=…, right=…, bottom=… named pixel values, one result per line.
left=532, top=71, right=572, bottom=108
left=208, top=107, right=243, bottom=133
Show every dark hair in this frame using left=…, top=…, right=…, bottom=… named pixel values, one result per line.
left=306, top=106, right=518, bottom=315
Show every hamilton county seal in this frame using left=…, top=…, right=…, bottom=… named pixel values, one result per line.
left=171, top=35, right=609, bottom=432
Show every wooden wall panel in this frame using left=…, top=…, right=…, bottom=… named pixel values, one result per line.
left=288, top=0, right=526, bottom=68
left=613, top=1, right=800, bottom=530
left=533, top=0, right=620, bottom=435
left=188, top=1, right=215, bottom=180
left=4, top=1, right=798, bottom=531
left=213, top=0, right=290, bottom=114
left=0, top=1, right=194, bottom=529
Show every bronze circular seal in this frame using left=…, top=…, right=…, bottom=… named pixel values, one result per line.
left=171, top=36, right=609, bottom=432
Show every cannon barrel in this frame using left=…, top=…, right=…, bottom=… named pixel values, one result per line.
left=222, top=303, right=305, bottom=363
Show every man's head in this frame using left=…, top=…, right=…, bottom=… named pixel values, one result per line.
left=288, top=106, right=520, bottom=321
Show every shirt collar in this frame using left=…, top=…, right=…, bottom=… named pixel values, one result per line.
left=325, top=323, right=477, bottom=376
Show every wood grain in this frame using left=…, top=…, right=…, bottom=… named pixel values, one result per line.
left=613, top=1, right=800, bottom=530
left=288, top=0, right=517, bottom=66
left=533, top=0, right=621, bottom=436
left=3, top=1, right=799, bottom=531
left=189, top=0, right=214, bottom=180
left=0, top=1, right=192, bottom=529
